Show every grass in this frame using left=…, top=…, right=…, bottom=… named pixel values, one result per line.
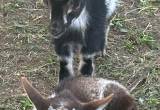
left=124, top=40, right=135, bottom=53
left=138, top=0, right=159, bottom=15
left=20, top=97, right=33, bottom=110
left=138, top=32, right=156, bottom=48
left=111, top=17, right=128, bottom=33
left=2, top=0, right=25, bottom=12
left=135, top=67, right=160, bottom=110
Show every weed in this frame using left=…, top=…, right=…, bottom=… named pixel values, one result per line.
left=140, top=0, right=150, bottom=6
left=138, top=33, right=156, bottom=48
left=3, top=0, right=25, bottom=12
left=20, top=97, right=33, bottom=110
left=36, top=0, right=45, bottom=8
left=111, top=17, right=128, bottom=33
left=147, top=98, right=160, bottom=105
left=127, top=28, right=157, bottom=49
left=124, top=40, right=135, bottom=53
left=138, top=0, right=159, bottom=15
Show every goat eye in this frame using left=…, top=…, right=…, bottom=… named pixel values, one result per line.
left=73, top=2, right=81, bottom=10
left=68, top=12, right=74, bottom=16
left=69, top=0, right=81, bottom=10
left=67, top=12, right=75, bottom=22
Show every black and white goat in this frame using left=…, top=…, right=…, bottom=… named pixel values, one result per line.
left=44, top=0, right=118, bottom=80
left=21, top=76, right=137, bottom=110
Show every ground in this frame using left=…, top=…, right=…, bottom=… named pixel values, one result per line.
left=0, top=0, right=160, bottom=110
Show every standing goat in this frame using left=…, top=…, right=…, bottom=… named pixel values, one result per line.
left=44, top=0, right=118, bottom=80
left=21, top=77, right=137, bottom=110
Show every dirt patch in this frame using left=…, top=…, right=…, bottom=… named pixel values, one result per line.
left=0, top=0, right=160, bottom=110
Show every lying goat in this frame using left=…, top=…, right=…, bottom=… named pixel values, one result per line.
left=44, top=0, right=118, bottom=80
left=21, top=77, right=137, bottom=110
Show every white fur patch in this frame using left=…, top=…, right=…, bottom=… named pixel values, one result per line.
left=96, top=103, right=109, bottom=110
left=70, top=7, right=89, bottom=33
left=95, top=79, right=129, bottom=110
left=97, top=79, right=129, bottom=98
left=60, top=52, right=74, bottom=76
left=63, top=14, right=68, bottom=24
left=105, top=25, right=110, bottom=46
left=49, top=12, right=51, bottom=20
left=66, top=54, right=74, bottom=76
left=82, top=54, right=95, bottom=59
left=32, top=106, right=37, bottom=110
left=48, top=106, right=54, bottom=110
left=105, top=0, right=118, bottom=18
left=48, top=93, right=56, bottom=98
left=55, top=102, right=69, bottom=110
left=48, top=104, right=69, bottom=110
left=79, top=56, right=84, bottom=72
left=98, top=79, right=110, bottom=99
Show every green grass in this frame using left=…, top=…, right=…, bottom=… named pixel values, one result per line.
left=138, top=0, right=159, bottom=15
left=20, top=97, right=33, bottom=110
left=124, top=40, right=135, bottom=53
left=138, top=33, right=155, bottom=47
left=2, top=0, right=25, bottom=12
left=124, top=27, right=158, bottom=50
left=111, top=17, right=128, bottom=33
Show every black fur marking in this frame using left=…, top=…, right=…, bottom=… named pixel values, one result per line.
left=59, top=60, right=71, bottom=81
left=80, top=57, right=93, bottom=76
left=48, top=0, right=115, bottom=79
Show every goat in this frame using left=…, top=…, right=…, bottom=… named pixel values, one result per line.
left=21, top=76, right=137, bottom=110
left=43, top=0, right=118, bottom=81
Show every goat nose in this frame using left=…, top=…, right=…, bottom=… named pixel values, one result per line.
left=50, top=22, right=60, bottom=31
left=50, top=21, right=65, bottom=36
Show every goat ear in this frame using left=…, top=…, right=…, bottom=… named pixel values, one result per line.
left=83, top=94, right=114, bottom=110
left=21, top=77, right=50, bottom=110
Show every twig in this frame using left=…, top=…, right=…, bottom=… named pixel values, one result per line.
left=143, top=22, right=151, bottom=33
left=18, top=8, right=45, bottom=11
left=125, top=8, right=141, bottom=16
left=129, top=75, right=148, bottom=93
left=138, top=6, right=158, bottom=13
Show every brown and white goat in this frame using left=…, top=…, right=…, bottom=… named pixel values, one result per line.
left=21, top=77, right=137, bottom=110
